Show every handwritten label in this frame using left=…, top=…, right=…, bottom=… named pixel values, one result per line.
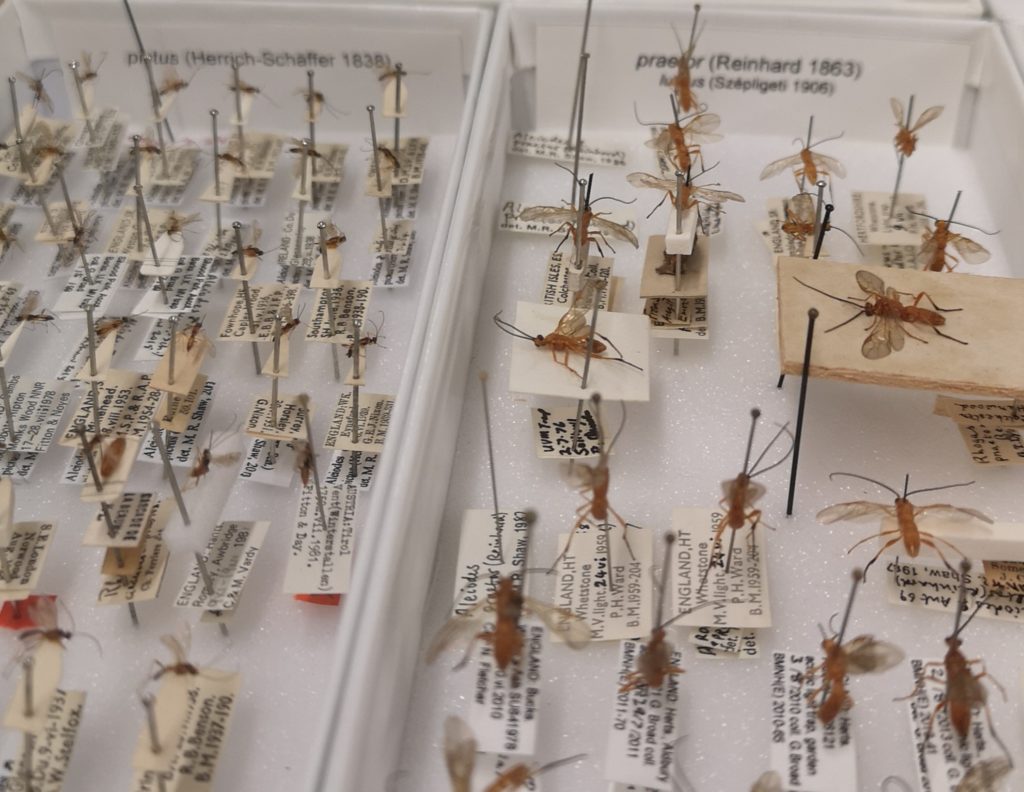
left=643, top=297, right=708, bottom=340
left=244, top=394, right=308, bottom=441
left=671, top=508, right=771, bottom=629
left=541, top=253, right=614, bottom=309
left=283, top=484, right=356, bottom=595
left=469, top=621, right=544, bottom=756
left=886, top=559, right=1024, bottom=623
left=371, top=218, right=415, bottom=257
left=508, top=131, right=626, bottom=167
left=131, top=256, right=216, bottom=317
left=531, top=405, right=604, bottom=459
left=323, top=449, right=378, bottom=490
left=0, top=522, right=55, bottom=593
left=237, top=438, right=295, bottom=487
left=175, top=521, right=268, bottom=612
left=137, top=380, right=214, bottom=467
left=553, top=524, right=652, bottom=642
left=606, top=639, right=682, bottom=790
left=769, top=651, right=856, bottom=792
left=370, top=246, right=413, bottom=287
left=59, top=370, right=160, bottom=445
left=688, top=626, right=759, bottom=659
left=53, top=254, right=126, bottom=318
left=452, top=511, right=532, bottom=615
left=850, top=191, right=927, bottom=247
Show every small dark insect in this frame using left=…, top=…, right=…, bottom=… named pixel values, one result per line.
left=288, top=138, right=326, bottom=160
left=296, top=88, right=340, bottom=118
left=182, top=318, right=214, bottom=359
left=16, top=292, right=54, bottom=325
left=292, top=439, right=314, bottom=487
left=164, top=211, right=201, bottom=238
left=376, top=144, right=401, bottom=171
left=800, top=569, right=904, bottom=724
left=153, top=624, right=199, bottom=680
left=18, top=597, right=72, bottom=650
left=187, top=427, right=241, bottom=487
left=794, top=269, right=967, bottom=359
left=95, top=317, right=127, bottom=340
left=158, top=67, right=192, bottom=97
left=229, top=78, right=262, bottom=96
left=136, top=137, right=163, bottom=156
left=16, top=68, right=57, bottom=113
left=218, top=152, right=247, bottom=173
left=78, top=51, right=106, bottom=83
left=344, top=313, right=385, bottom=358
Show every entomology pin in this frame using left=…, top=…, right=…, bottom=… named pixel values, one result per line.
left=898, top=560, right=1011, bottom=761
left=697, top=408, right=792, bottom=592
left=641, top=108, right=722, bottom=175
left=793, top=269, right=967, bottom=359
left=780, top=192, right=861, bottom=252
left=548, top=394, right=639, bottom=571
left=186, top=426, right=241, bottom=488
left=760, top=118, right=846, bottom=189
left=800, top=568, right=904, bottom=724
left=78, top=51, right=106, bottom=83
left=954, top=758, right=1013, bottom=792
left=229, top=77, right=263, bottom=97
left=669, top=4, right=704, bottom=114
left=751, top=770, right=783, bottom=792
left=620, top=534, right=716, bottom=693
left=518, top=193, right=639, bottom=256
left=295, top=85, right=339, bottom=118
left=427, top=511, right=591, bottom=671
left=891, top=97, right=942, bottom=158
left=493, top=282, right=642, bottom=381
left=627, top=167, right=744, bottom=220
left=910, top=201, right=995, bottom=273
left=444, top=715, right=586, bottom=792
left=158, top=66, right=192, bottom=97
left=15, top=68, right=56, bottom=113
left=817, top=472, right=987, bottom=576
left=344, top=312, right=384, bottom=358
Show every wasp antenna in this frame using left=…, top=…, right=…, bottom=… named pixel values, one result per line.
left=748, top=423, right=794, bottom=478
left=904, top=480, right=975, bottom=498
left=810, top=131, right=845, bottom=149
left=829, top=472, right=901, bottom=498
left=536, top=753, right=588, bottom=776
left=946, top=218, right=1000, bottom=236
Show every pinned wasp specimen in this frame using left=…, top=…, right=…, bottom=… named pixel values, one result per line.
left=321, top=223, right=347, bottom=251
left=800, top=568, right=904, bottom=724
left=517, top=174, right=639, bottom=256
left=627, top=167, right=744, bottom=228
left=817, top=472, right=987, bottom=576
left=77, top=51, right=105, bottom=83
left=158, top=67, right=193, bottom=97
left=229, top=77, right=264, bottom=98
left=427, top=511, right=591, bottom=671
left=296, top=86, right=340, bottom=119
left=794, top=269, right=967, bottom=359
left=620, top=534, right=716, bottom=693
left=288, top=138, right=337, bottom=178
left=760, top=117, right=845, bottom=190
left=217, top=150, right=247, bottom=174
left=163, top=211, right=201, bottom=239
left=16, top=68, right=57, bottom=113
left=891, top=97, right=942, bottom=158
left=780, top=192, right=861, bottom=253
left=494, top=281, right=642, bottom=381
left=96, top=436, right=128, bottom=482
left=641, top=109, right=722, bottom=175
left=910, top=194, right=994, bottom=273
left=186, top=426, right=240, bottom=488
left=669, top=4, right=704, bottom=114
left=291, top=440, right=315, bottom=488
left=15, top=291, right=55, bottom=326
left=30, top=125, right=67, bottom=166
left=181, top=317, right=215, bottom=359
left=899, top=561, right=1010, bottom=758
left=444, top=715, right=585, bottom=792
left=698, top=408, right=792, bottom=592
left=344, top=311, right=385, bottom=358
left=152, top=623, right=199, bottom=680
left=95, top=317, right=129, bottom=341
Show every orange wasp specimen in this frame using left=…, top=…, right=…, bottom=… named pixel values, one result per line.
left=95, top=317, right=128, bottom=341
left=912, top=199, right=994, bottom=273
left=900, top=561, right=1011, bottom=763
left=97, top=436, right=128, bottom=481
left=16, top=68, right=56, bottom=113
left=780, top=193, right=861, bottom=253
left=794, top=269, right=966, bottom=359
left=321, top=224, right=347, bottom=250
left=152, top=624, right=199, bottom=680
left=627, top=169, right=744, bottom=221
left=15, top=291, right=54, bottom=325
left=292, top=440, right=314, bottom=487
left=444, top=715, right=585, bottom=792
left=891, top=97, right=943, bottom=158
left=698, top=408, right=792, bottom=591
left=187, top=427, right=240, bottom=487
left=163, top=211, right=201, bottom=238
left=760, top=118, right=846, bottom=189
left=518, top=195, right=639, bottom=257
left=643, top=110, right=722, bottom=175
left=669, top=5, right=704, bottom=114
left=493, top=285, right=643, bottom=381
left=78, top=51, right=105, bottom=83
left=817, top=472, right=987, bottom=576
left=800, top=569, right=904, bottom=724
left=182, top=318, right=214, bottom=356
left=18, top=597, right=74, bottom=652
left=158, top=67, right=192, bottom=97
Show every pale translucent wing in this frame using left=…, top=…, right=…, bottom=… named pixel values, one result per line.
left=251, top=221, right=263, bottom=247
left=212, top=452, right=242, bottom=465
left=916, top=504, right=994, bottom=524
left=951, top=234, right=990, bottom=265
left=855, top=269, right=886, bottom=296
left=160, top=632, right=189, bottom=666
left=816, top=501, right=893, bottom=523
left=692, top=187, right=745, bottom=205
left=916, top=231, right=941, bottom=264
left=524, top=597, right=591, bottom=648
left=752, top=771, right=784, bottom=792
left=627, top=171, right=674, bottom=192
left=425, top=604, right=489, bottom=664
left=760, top=153, right=802, bottom=180
left=890, top=98, right=905, bottom=125
left=811, top=152, right=846, bottom=178
left=684, top=113, right=722, bottom=140
left=555, top=304, right=588, bottom=337
left=443, top=715, right=476, bottom=792
left=720, top=478, right=737, bottom=500
left=788, top=193, right=815, bottom=224
left=843, top=636, right=905, bottom=674
left=518, top=205, right=574, bottom=224
left=911, top=105, right=943, bottom=132
left=862, top=323, right=894, bottom=360
left=591, top=216, right=639, bottom=248
left=887, top=315, right=906, bottom=352
left=745, top=481, right=767, bottom=506
left=644, top=129, right=673, bottom=152
left=954, top=758, right=1012, bottom=792
left=28, top=597, right=58, bottom=631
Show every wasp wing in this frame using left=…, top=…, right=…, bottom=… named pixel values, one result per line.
left=787, top=193, right=816, bottom=224
left=915, top=504, right=994, bottom=524
left=855, top=269, right=886, bottom=296
left=627, top=171, right=674, bottom=192
left=692, top=186, right=745, bottom=205
left=161, top=623, right=192, bottom=665
left=590, top=216, right=639, bottom=249
left=810, top=152, right=846, bottom=179
left=759, top=153, right=802, bottom=180
left=911, top=105, right=943, bottom=133
left=425, top=601, right=491, bottom=664
left=523, top=597, right=592, bottom=649
left=517, top=205, right=574, bottom=224
left=443, top=715, right=476, bottom=792
left=683, top=112, right=722, bottom=142
left=751, top=771, right=784, bottom=792
left=951, top=234, right=991, bottom=265
left=862, top=319, right=895, bottom=360
left=644, top=129, right=674, bottom=152
left=954, top=758, right=1012, bottom=792
left=843, top=635, right=905, bottom=674
left=890, top=98, right=905, bottom=125
left=816, top=501, right=894, bottom=523
left=27, top=596, right=58, bottom=631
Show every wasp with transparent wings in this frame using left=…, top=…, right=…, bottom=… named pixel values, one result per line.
left=627, top=170, right=744, bottom=219
left=645, top=111, right=722, bottom=175
left=427, top=575, right=591, bottom=671
left=517, top=203, right=638, bottom=256
left=912, top=209, right=993, bottom=273
left=760, top=121, right=846, bottom=188
left=891, top=98, right=942, bottom=158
